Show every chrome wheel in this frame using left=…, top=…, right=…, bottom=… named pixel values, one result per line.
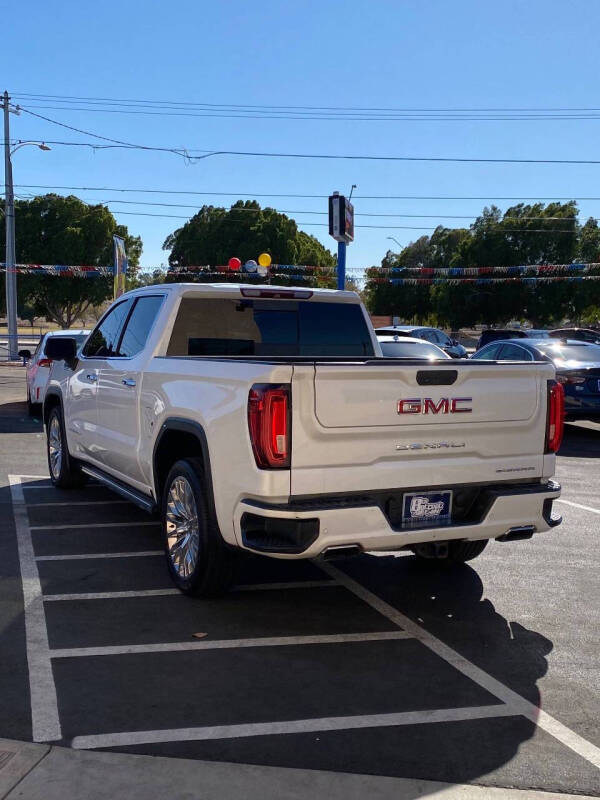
left=48, top=414, right=63, bottom=479
left=165, top=476, right=200, bottom=579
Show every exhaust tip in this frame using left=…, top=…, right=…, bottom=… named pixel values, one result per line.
left=496, top=525, right=535, bottom=542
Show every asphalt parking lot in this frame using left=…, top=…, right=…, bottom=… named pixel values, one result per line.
left=0, top=366, right=599, bottom=796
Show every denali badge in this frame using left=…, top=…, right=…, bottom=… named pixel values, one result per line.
left=397, top=397, right=472, bottom=415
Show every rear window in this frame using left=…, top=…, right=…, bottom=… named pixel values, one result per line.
left=167, top=298, right=375, bottom=358
left=379, top=340, right=448, bottom=359
left=537, top=343, right=600, bottom=362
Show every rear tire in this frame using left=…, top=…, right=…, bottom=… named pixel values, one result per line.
left=162, top=458, right=235, bottom=596
left=46, top=406, right=87, bottom=488
left=413, top=539, right=488, bottom=565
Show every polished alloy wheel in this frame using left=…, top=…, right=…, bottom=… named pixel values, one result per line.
left=48, top=415, right=63, bottom=479
left=165, top=476, right=200, bottom=579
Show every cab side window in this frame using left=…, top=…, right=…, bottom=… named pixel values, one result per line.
left=82, top=299, right=133, bottom=358
left=118, top=296, right=165, bottom=358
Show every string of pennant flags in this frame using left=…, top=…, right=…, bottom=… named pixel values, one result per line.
left=2, top=262, right=600, bottom=286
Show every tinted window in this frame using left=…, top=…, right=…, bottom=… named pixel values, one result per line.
left=538, top=343, right=600, bottom=363
left=379, top=340, right=449, bottom=359
left=498, top=343, right=533, bottom=361
left=418, top=330, right=435, bottom=343
left=83, top=300, right=132, bottom=358
left=167, top=298, right=375, bottom=358
left=118, top=296, right=164, bottom=357
left=471, top=343, right=502, bottom=360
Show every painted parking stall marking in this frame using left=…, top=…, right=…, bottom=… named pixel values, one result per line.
left=9, top=474, right=600, bottom=776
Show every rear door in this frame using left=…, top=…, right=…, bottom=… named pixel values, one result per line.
left=291, top=360, right=553, bottom=496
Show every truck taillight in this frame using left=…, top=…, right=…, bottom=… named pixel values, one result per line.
left=546, top=380, right=564, bottom=454
left=248, top=384, right=291, bottom=469
left=38, top=358, right=53, bottom=368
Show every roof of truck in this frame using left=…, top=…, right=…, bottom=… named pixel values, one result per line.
left=124, top=282, right=362, bottom=301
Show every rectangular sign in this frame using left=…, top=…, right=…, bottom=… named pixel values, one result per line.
left=328, top=194, right=354, bottom=243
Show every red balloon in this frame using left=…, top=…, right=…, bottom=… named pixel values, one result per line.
left=228, top=257, right=241, bottom=271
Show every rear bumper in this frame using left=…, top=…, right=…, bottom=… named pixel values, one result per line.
left=233, top=479, right=562, bottom=558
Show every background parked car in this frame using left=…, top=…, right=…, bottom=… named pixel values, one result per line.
left=20, top=329, right=90, bottom=415
left=376, top=335, right=451, bottom=360
left=476, top=328, right=549, bottom=350
left=549, top=327, right=600, bottom=345
left=471, top=338, right=600, bottom=421
left=374, top=325, right=467, bottom=358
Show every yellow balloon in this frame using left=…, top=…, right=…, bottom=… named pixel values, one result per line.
left=258, top=252, right=272, bottom=267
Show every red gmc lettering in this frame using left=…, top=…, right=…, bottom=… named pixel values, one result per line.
left=423, top=398, right=450, bottom=415
left=397, top=397, right=473, bottom=414
left=450, top=397, right=472, bottom=413
left=397, top=398, right=422, bottom=414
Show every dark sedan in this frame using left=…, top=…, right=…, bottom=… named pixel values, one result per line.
left=471, top=338, right=600, bottom=421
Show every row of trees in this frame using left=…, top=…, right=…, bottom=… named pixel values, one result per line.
left=2, top=194, right=600, bottom=328
left=366, top=203, right=600, bottom=327
left=0, top=195, right=142, bottom=328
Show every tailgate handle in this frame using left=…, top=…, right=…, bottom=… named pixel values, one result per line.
left=416, top=370, right=458, bottom=386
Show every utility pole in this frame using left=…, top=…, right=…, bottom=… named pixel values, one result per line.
left=3, top=90, right=17, bottom=360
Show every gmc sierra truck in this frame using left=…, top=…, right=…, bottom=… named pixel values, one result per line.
left=43, top=283, right=564, bottom=596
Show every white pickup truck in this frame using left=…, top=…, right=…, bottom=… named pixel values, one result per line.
left=43, top=283, right=564, bottom=596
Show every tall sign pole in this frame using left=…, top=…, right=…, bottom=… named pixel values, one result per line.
left=328, top=190, right=354, bottom=290
left=3, top=91, right=17, bottom=360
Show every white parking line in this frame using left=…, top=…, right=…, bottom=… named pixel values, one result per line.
left=321, top=563, right=600, bottom=770
left=44, top=589, right=180, bottom=601
left=27, top=500, right=131, bottom=507
left=556, top=498, right=600, bottom=515
left=30, top=521, right=159, bottom=531
left=8, top=475, right=61, bottom=743
left=42, top=581, right=338, bottom=601
left=71, top=704, right=518, bottom=749
left=36, top=551, right=163, bottom=561
left=50, top=631, right=413, bottom=659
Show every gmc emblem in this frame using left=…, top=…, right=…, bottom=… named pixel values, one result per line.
left=397, top=397, right=473, bottom=415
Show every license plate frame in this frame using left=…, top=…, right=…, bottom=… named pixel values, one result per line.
left=402, top=490, right=453, bottom=529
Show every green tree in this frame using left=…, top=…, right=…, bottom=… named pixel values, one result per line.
left=163, top=200, right=335, bottom=271
left=0, top=194, right=142, bottom=327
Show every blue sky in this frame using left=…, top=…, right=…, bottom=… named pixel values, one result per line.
left=5, top=0, right=600, bottom=275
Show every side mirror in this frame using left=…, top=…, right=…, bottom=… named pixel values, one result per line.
left=18, top=349, right=32, bottom=361
left=45, top=337, right=78, bottom=362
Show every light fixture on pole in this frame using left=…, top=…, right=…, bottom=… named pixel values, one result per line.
left=3, top=89, right=50, bottom=360
left=386, top=236, right=402, bottom=249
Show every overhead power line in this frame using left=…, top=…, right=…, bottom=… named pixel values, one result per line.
left=13, top=105, right=600, bottom=165
left=12, top=183, right=600, bottom=202
left=12, top=92, right=600, bottom=121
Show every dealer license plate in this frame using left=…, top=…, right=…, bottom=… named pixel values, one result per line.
left=402, top=490, right=453, bottom=529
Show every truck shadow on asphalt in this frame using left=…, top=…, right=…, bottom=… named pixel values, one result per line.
left=559, top=422, right=600, bottom=458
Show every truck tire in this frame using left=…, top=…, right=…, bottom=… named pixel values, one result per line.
left=46, top=406, right=87, bottom=489
left=162, top=458, right=235, bottom=597
left=413, top=539, right=488, bottom=565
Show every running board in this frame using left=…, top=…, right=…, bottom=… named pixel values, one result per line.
left=80, top=465, right=157, bottom=513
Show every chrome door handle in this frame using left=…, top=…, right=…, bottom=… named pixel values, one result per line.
left=86, top=374, right=98, bottom=382
left=122, top=378, right=136, bottom=387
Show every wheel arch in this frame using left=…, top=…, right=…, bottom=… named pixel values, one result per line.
left=152, top=418, right=217, bottom=522
left=43, top=388, right=63, bottom=428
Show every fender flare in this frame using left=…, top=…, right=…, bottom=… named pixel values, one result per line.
left=152, top=418, right=218, bottom=523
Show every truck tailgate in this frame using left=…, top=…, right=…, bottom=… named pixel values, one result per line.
left=291, top=361, right=555, bottom=496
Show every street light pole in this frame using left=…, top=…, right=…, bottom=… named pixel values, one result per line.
left=386, top=236, right=402, bottom=249
left=3, top=91, right=17, bottom=360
